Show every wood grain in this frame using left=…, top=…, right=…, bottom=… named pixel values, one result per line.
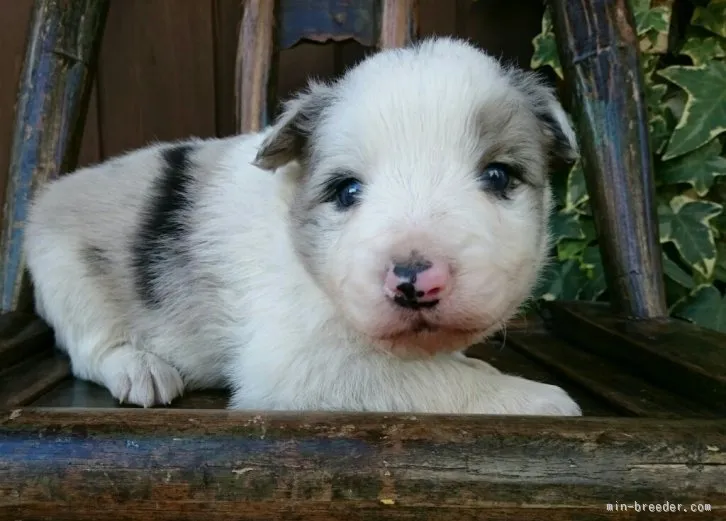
left=550, top=0, right=668, bottom=319
left=1, top=408, right=724, bottom=520
left=0, top=0, right=33, bottom=224
left=97, top=0, right=217, bottom=157
left=213, top=0, right=243, bottom=138
left=543, top=300, right=726, bottom=412
left=380, top=0, right=419, bottom=48
left=0, top=0, right=109, bottom=313
left=235, top=0, right=276, bottom=133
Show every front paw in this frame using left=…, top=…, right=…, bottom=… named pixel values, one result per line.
left=513, top=381, right=583, bottom=416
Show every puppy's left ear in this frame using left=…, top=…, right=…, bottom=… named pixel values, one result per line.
left=510, top=70, right=579, bottom=168
left=252, top=81, right=334, bottom=171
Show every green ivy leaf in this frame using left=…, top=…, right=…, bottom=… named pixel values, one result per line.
left=635, top=3, right=670, bottom=35
left=662, top=253, right=695, bottom=289
left=565, top=161, right=589, bottom=210
left=658, top=61, right=726, bottom=159
left=673, top=285, right=726, bottom=333
left=659, top=140, right=726, bottom=196
left=530, top=8, right=562, bottom=78
left=691, top=0, right=726, bottom=38
left=632, top=0, right=672, bottom=54
left=579, top=246, right=607, bottom=301
left=536, top=258, right=586, bottom=301
left=557, top=239, right=589, bottom=261
left=679, top=31, right=726, bottom=65
left=715, top=241, right=726, bottom=283
left=659, top=196, right=723, bottom=277
left=550, top=210, right=585, bottom=241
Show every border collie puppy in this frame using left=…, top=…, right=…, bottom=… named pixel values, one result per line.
left=24, top=38, right=582, bottom=415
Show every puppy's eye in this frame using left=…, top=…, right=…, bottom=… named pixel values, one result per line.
left=331, top=177, right=363, bottom=210
left=478, top=163, right=513, bottom=194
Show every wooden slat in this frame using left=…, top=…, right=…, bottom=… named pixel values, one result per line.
left=380, top=0, right=419, bottom=48
left=31, top=378, right=228, bottom=409
left=0, top=0, right=33, bottom=223
left=0, top=314, right=54, bottom=370
left=213, top=0, right=243, bottom=138
left=505, top=329, right=719, bottom=419
left=97, top=0, right=217, bottom=158
left=0, top=0, right=109, bottom=313
left=1, top=408, right=724, bottom=520
left=465, top=340, right=618, bottom=416
left=543, top=300, right=726, bottom=412
left=235, top=0, right=276, bottom=133
left=0, top=352, right=69, bottom=408
left=278, top=0, right=379, bottom=49
left=551, top=0, right=667, bottom=318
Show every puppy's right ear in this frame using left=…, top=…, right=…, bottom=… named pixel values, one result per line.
left=252, top=82, right=334, bottom=171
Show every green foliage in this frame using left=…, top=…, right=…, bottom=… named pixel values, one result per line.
left=530, top=0, right=726, bottom=332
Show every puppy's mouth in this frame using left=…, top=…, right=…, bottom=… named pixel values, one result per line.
left=378, top=317, right=481, bottom=340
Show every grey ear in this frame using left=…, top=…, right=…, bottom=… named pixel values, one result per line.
left=508, top=69, right=579, bottom=167
left=252, top=82, right=334, bottom=171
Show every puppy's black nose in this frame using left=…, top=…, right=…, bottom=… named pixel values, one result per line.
left=383, top=256, right=451, bottom=310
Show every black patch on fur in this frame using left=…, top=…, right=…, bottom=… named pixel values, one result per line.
left=131, top=144, right=196, bottom=308
left=82, top=245, right=112, bottom=276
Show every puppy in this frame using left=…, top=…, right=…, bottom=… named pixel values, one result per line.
left=24, top=37, right=582, bottom=415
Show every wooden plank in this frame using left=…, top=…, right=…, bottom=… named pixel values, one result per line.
left=551, top=0, right=667, bottom=318
left=0, top=313, right=54, bottom=370
left=504, top=329, right=719, bottom=419
left=462, top=0, right=544, bottom=69
left=277, top=43, right=336, bottom=103
left=543, top=300, right=726, bottom=412
left=212, top=0, right=243, bottom=138
left=1, top=409, right=724, bottom=519
left=466, top=340, right=619, bottom=416
left=97, top=0, right=217, bottom=158
left=0, top=0, right=33, bottom=225
left=0, top=352, right=69, bottom=408
left=0, top=0, right=109, bottom=313
left=278, top=0, right=379, bottom=49
left=380, top=0, right=418, bottom=48
left=418, top=0, right=457, bottom=37
left=77, top=81, right=102, bottom=167
left=31, top=378, right=229, bottom=409
left=235, top=0, right=275, bottom=132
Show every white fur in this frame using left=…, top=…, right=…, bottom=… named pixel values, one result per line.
left=24, top=38, right=582, bottom=415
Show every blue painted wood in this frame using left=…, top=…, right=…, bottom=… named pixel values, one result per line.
left=278, top=0, right=379, bottom=49
left=0, top=0, right=109, bottom=313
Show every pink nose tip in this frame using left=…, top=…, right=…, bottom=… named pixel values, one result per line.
left=383, top=257, right=451, bottom=309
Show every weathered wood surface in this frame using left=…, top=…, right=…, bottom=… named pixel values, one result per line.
left=542, top=300, right=726, bottom=413
left=236, top=0, right=276, bottom=133
left=380, top=0, right=419, bottom=48
left=550, top=0, right=667, bottom=319
left=278, top=0, right=379, bottom=48
left=1, top=408, right=724, bottom=520
left=504, top=325, right=720, bottom=419
left=0, top=0, right=109, bottom=314
left=0, top=312, right=54, bottom=370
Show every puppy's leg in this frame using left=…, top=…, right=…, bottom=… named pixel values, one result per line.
left=28, top=243, right=184, bottom=407
left=230, top=340, right=581, bottom=415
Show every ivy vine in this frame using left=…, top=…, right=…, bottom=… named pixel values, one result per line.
left=531, top=0, right=726, bottom=332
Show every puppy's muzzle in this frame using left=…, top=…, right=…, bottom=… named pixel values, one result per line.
left=383, top=254, right=451, bottom=310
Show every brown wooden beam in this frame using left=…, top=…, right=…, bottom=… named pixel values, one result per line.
left=235, top=0, right=276, bottom=133
left=0, top=0, right=109, bottom=313
left=542, top=300, right=726, bottom=411
left=550, top=0, right=667, bottom=319
left=1, top=408, right=724, bottom=519
left=380, top=0, right=418, bottom=48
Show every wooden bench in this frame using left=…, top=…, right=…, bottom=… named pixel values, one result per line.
left=1, top=1, right=724, bottom=519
